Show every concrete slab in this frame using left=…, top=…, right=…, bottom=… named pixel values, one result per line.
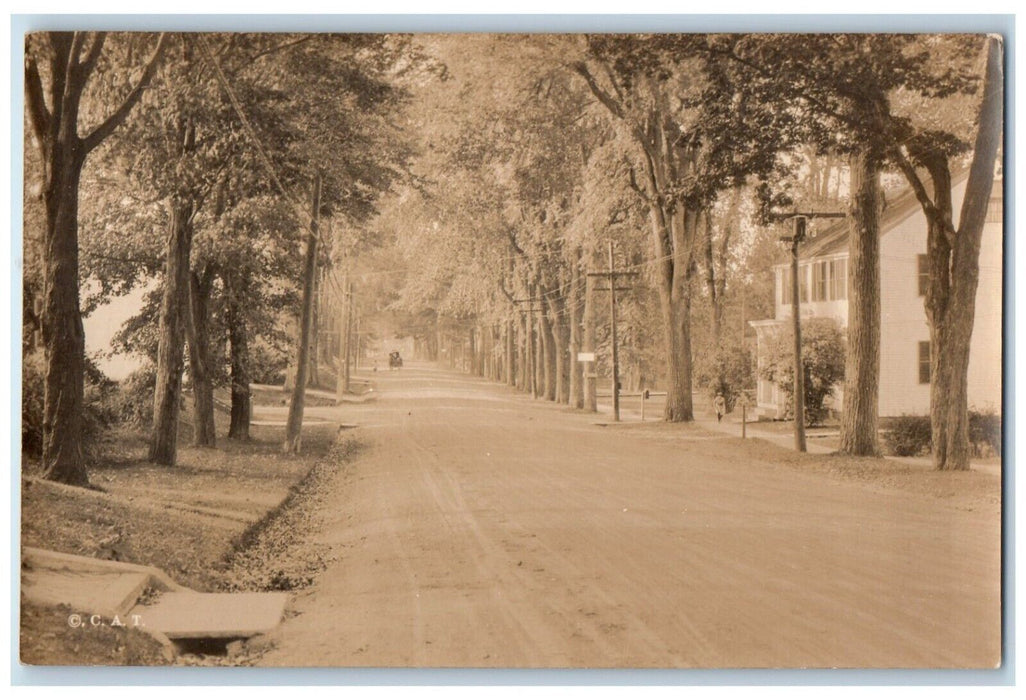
left=22, top=547, right=185, bottom=592
left=21, top=547, right=188, bottom=620
left=131, top=592, right=290, bottom=640
left=22, top=567, right=150, bottom=619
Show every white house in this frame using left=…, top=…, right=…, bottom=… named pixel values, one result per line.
left=750, top=171, right=1003, bottom=419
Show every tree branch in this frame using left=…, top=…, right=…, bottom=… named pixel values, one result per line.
left=82, top=32, right=169, bottom=153
left=889, top=145, right=952, bottom=242
left=24, top=55, right=51, bottom=150
left=63, top=32, right=87, bottom=101
left=75, top=32, right=107, bottom=85
left=248, top=35, right=314, bottom=63
left=572, top=61, right=626, bottom=121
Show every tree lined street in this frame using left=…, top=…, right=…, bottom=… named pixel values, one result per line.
left=20, top=30, right=1004, bottom=669
left=260, top=363, right=1000, bottom=668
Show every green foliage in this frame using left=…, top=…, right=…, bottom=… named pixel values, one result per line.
left=249, top=341, right=289, bottom=386
left=21, top=353, right=45, bottom=459
left=22, top=352, right=120, bottom=463
left=968, top=409, right=1002, bottom=458
left=111, top=365, right=158, bottom=429
left=761, top=317, right=845, bottom=426
left=883, top=415, right=933, bottom=457
left=882, top=410, right=1001, bottom=459
left=701, top=344, right=756, bottom=413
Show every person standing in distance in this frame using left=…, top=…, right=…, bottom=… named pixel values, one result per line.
left=713, top=392, right=727, bottom=423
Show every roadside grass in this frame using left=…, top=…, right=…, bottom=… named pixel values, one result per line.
left=20, top=601, right=170, bottom=666
left=686, top=433, right=1001, bottom=509
left=20, top=410, right=346, bottom=666
left=593, top=419, right=1000, bottom=509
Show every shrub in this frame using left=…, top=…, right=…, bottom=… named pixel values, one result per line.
left=113, top=365, right=157, bottom=428
left=21, top=353, right=45, bottom=459
left=249, top=342, right=288, bottom=386
left=703, top=344, right=755, bottom=414
left=884, top=414, right=933, bottom=457
left=22, top=351, right=119, bottom=463
left=760, top=317, right=846, bottom=426
left=884, top=411, right=1001, bottom=459
left=968, top=409, right=1002, bottom=458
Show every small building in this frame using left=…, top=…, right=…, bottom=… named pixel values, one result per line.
left=750, top=171, right=1003, bottom=420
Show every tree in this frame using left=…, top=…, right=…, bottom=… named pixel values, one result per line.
left=762, top=317, right=846, bottom=426
left=574, top=34, right=793, bottom=421
left=724, top=34, right=993, bottom=459
left=897, top=36, right=1003, bottom=470
left=24, top=32, right=167, bottom=484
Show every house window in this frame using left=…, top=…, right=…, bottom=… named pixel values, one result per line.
left=780, top=266, right=808, bottom=304
left=829, top=258, right=847, bottom=300
left=917, top=255, right=930, bottom=297
left=918, top=341, right=931, bottom=384
left=812, top=261, right=829, bottom=301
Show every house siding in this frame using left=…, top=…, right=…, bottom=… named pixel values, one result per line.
left=755, top=175, right=1002, bottom=419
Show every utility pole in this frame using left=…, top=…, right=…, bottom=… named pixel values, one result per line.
left=284, top=173, right=321, bottom=454
left=505, top=318, right=515, bottom=387
left=587, top=241, right=638, bottom=422
left=307, top=267, right=320, bottom=388
left=787, top=220, right=807, bottom=453
left=772, top=210, right=845, bottom=453
left=344, top=281, right=354, bottom=384
left=354, top=312, right=360, bottom=371
left=336, top=280, right=353, bottom=403
left=568, top=248, right=584, bottom=409
left=583, top=263, right=597, bottom=412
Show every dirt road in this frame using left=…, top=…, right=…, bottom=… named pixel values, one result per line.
left=260, top=363, right=1001, bottom=668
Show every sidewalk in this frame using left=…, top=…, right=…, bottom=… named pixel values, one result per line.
left=694, top=414, right=836, bottom=454
left=597, top=399, right=1000, bottom=475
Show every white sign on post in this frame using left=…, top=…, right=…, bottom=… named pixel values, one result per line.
left=576, top=352, right=596, bottom=362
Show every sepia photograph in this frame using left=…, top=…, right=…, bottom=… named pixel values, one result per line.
left=17, top=25, right=1005, bottom=671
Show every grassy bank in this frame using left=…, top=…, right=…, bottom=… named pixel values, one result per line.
left=20, top=420, right=346, bottom=665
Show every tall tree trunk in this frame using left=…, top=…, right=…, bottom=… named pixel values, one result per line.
left=505, top=318, right=515, bottom=386
left=27, top=32, right=167, bottom=483
left=650, top=205, right=698, bottom=423
left=149, top=202, right=194, bottom=465
left=225, top=276, right=251, bottom=440
left=40, top=149, right=87, bottom=484
left=661, top=284, right=695, bottom=422
left=837, top=147, right=882, bottom=456
left=469, top=326, right=479, bottom=376
left=526, top=310, right=537, bottom=397
left=568, top=251, right=584, bottom=408
left=921, top=36, right=1003, bottom=471
left=546, top=296, right=561, bottom=402
left=702, top=212, right=722, bottom=347
left=186, top=268, right=216, bottom=447
left=307, top=268, right=320, bottom=388
left=517, top=314, right=527, bottom=391
left=552, top=297, right=570, bottom=404
left=539, top=302, right=555, bottom=401
left=284, top=176, right=321, bottom=454
left=583, top=261, right=597, bottom=412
